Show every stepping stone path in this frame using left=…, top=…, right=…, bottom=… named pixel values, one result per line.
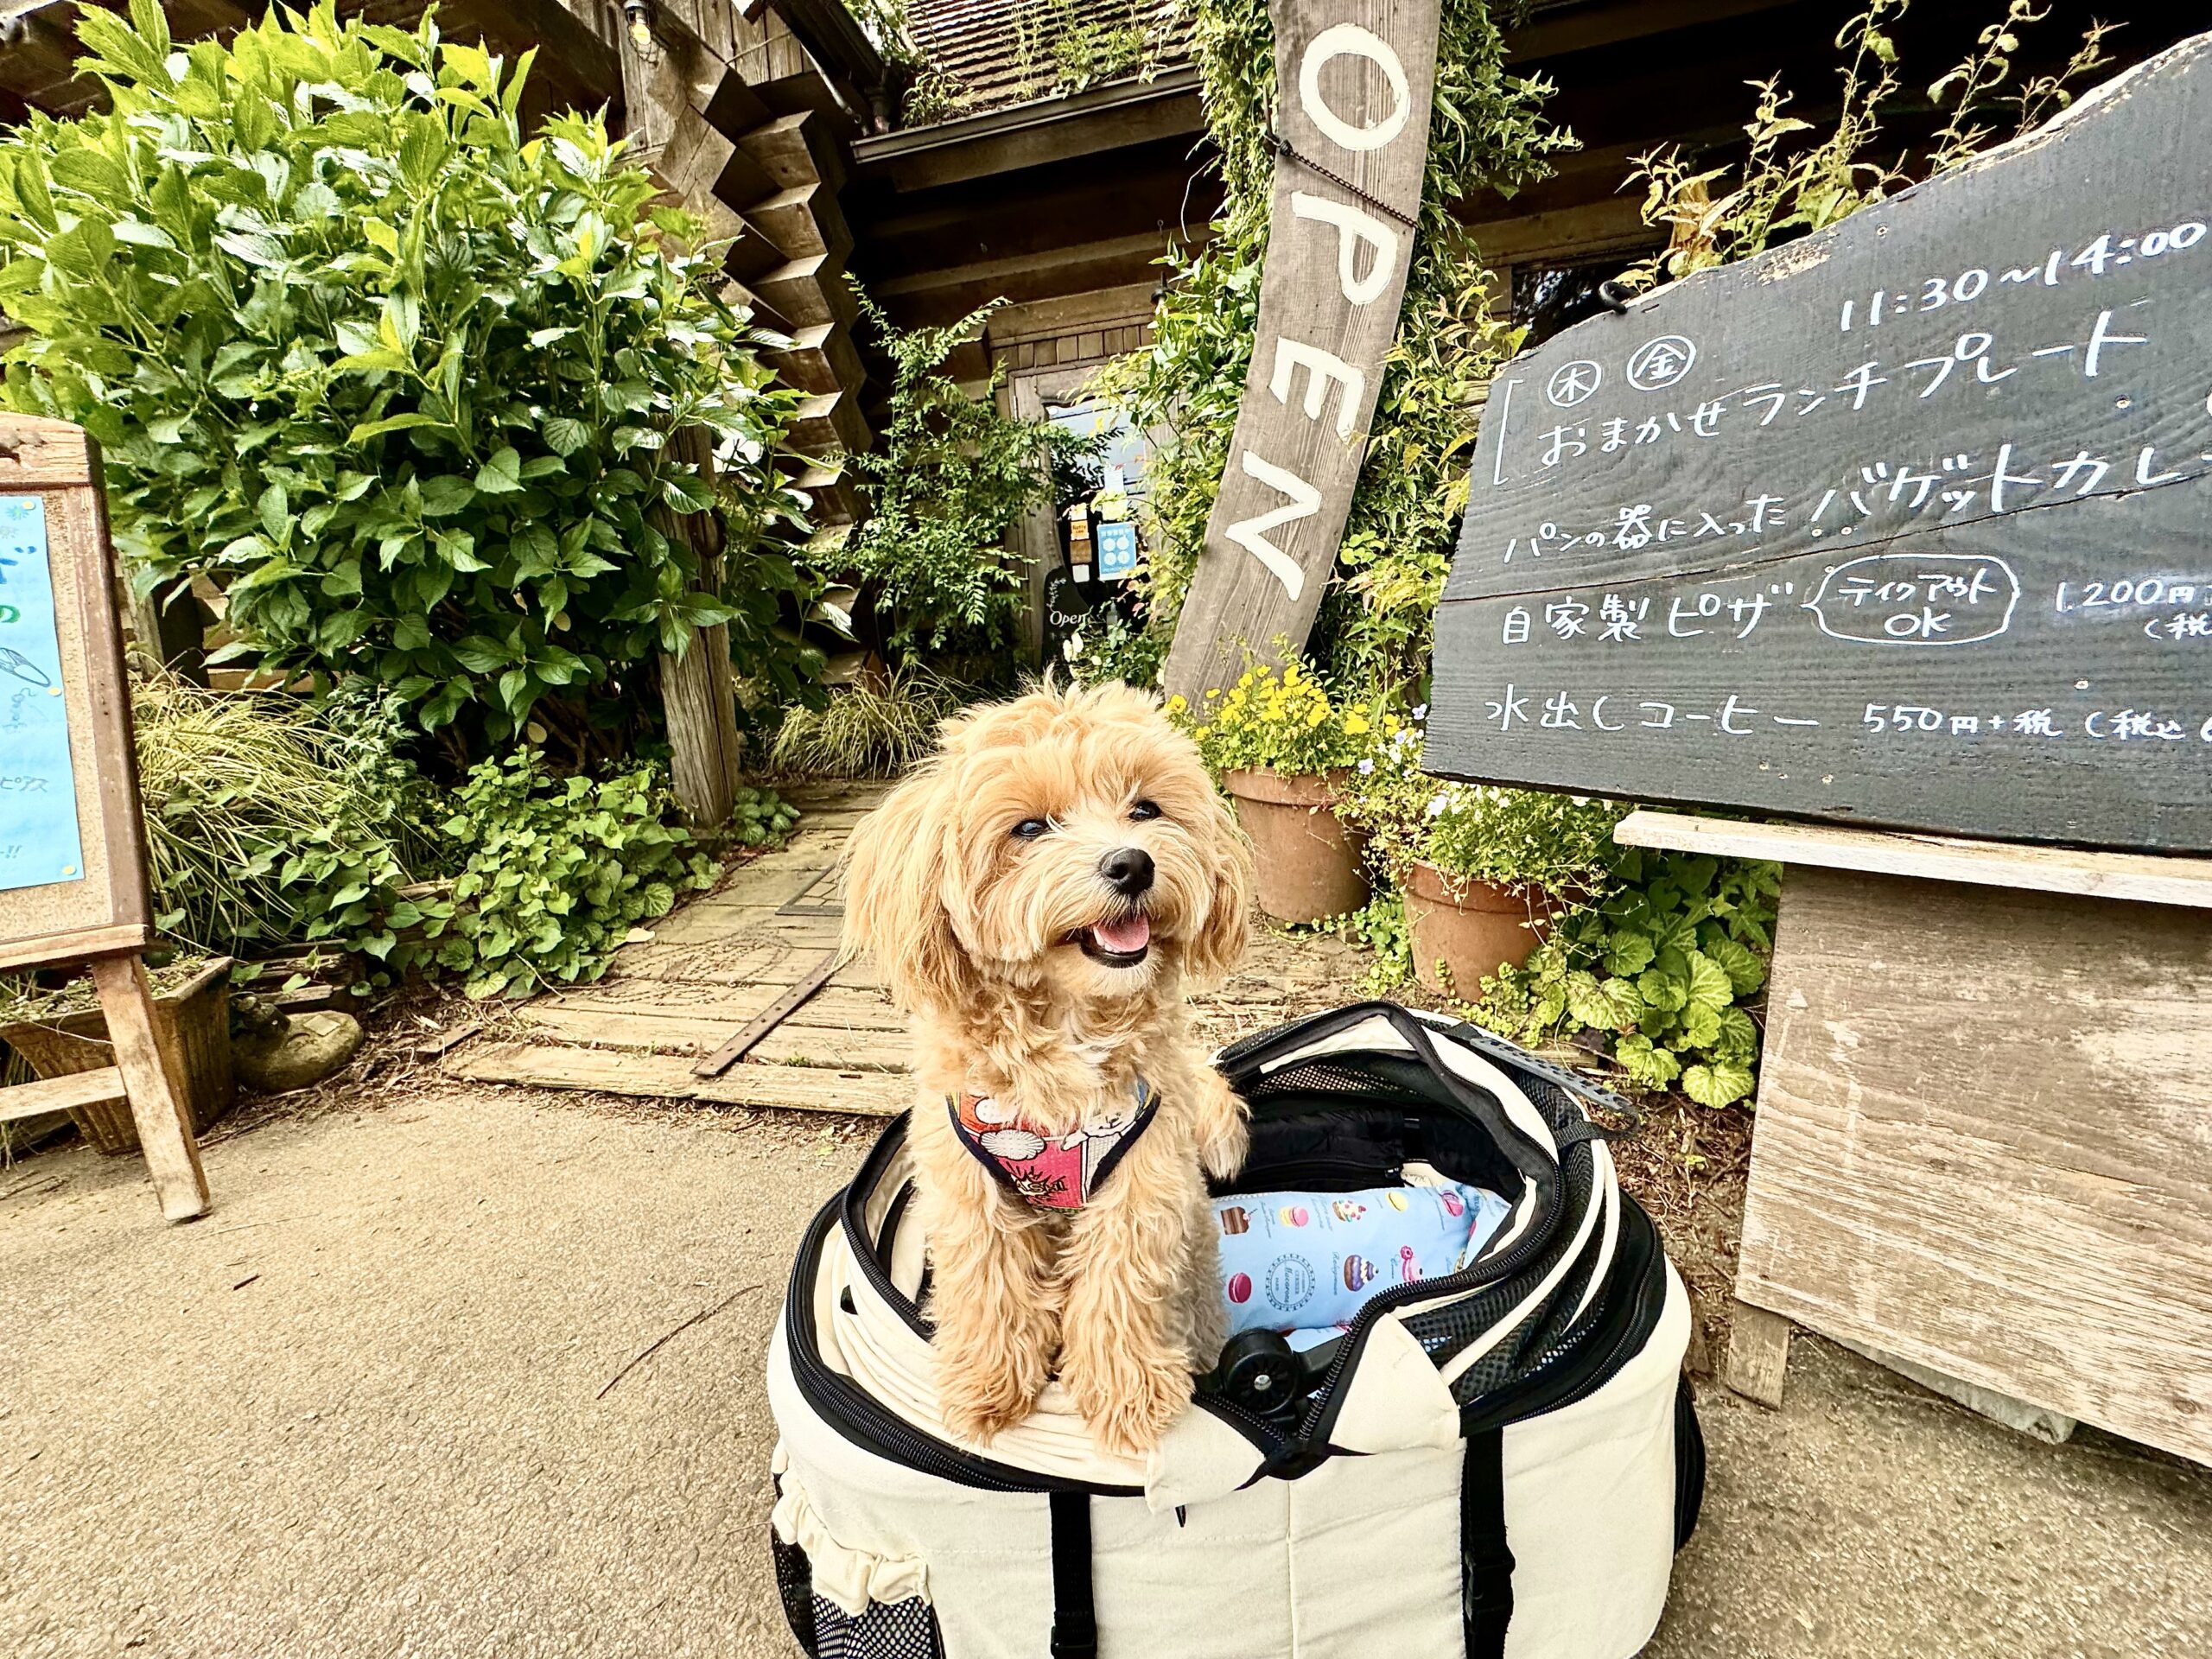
left=447, top=780, right=1365, bottom=1116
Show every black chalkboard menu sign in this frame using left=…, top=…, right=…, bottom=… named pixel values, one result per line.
left=1427, top=31, right=2212, bottom=853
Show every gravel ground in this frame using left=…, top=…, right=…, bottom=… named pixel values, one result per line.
left=4, top=1081, right=2209, bottom=1657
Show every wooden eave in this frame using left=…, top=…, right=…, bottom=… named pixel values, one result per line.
left=850, top=64, right=1203, bottom=190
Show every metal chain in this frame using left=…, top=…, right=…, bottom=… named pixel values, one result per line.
left=1264, top=128, right=1421, bottom=230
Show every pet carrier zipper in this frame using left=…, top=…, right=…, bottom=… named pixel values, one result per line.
left=1459, top=1202, right=1671, bottom=1434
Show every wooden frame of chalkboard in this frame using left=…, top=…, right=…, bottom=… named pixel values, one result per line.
left=0, top=416, right=154, bottom=967
left=0, top=415, right=207, bottom=1222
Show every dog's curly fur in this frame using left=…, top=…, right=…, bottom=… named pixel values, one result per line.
left=840, top=683, right=1254, bottom=1457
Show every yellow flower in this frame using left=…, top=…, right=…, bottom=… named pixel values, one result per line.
left=1306, top=705, right=1328, bottom=728
left=1165, top=693, right=1188, bottom=715
left=1343, top=714, right=1370, bottom=735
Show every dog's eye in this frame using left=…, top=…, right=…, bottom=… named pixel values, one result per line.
left=1010, top=817, right=1050, bottom=840
left=1128, top=799, right=1162, bottom=822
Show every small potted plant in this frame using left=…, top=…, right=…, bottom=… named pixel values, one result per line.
left=1173, top=662, right=1390, bottom=925
left=1342, top=723, right=1626, bottom=996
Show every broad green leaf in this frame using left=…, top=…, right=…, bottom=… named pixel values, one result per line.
left=542, top=416, right=590, bottom=456
left=1612, top=1034, right=1681, bottom=1089
left=1702, top=934, right=1767, bottom=997
left=349, top=412, right=448, bottom=443
left=474, top=446, right=524, bottom=493
left=1565, top=970, right=1643, bottom=1032
left=1682, top=1059, right=1756, bottom=1109
left=1682, top=950, right=1735, bottom=1014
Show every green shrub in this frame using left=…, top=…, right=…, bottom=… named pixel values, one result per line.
left=841, top=292, right=1089, bottom=665
left=425, top=750, right=719, bottom=998
left=1479, top=852, right=1781, bottom=1109
left=0, top=2, right=810, bottom=758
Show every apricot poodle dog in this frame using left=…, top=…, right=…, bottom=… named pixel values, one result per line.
left=840, top=683, right=1254, bottom=1457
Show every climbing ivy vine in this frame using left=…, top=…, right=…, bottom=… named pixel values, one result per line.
left=1092, top=0, right=1570, bottom=690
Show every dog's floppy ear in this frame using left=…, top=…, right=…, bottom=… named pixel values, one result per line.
left=840, top=760, right=969, bottom=1014
left=1182, top=784, right=1255, bottom=989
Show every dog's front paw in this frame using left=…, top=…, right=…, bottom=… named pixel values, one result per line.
left=939, top=1358, right=1047, bottom=1446
left=1198, top=1113, right=1249, bottom=1183
left=1065, top=1348, right=1192, bottom=1459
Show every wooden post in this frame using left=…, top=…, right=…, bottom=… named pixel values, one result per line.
left=652, top=426, right=745, bottom=830
left=1724, top=1302, right=1793, bottom=1406
left=87, top=952, right=209, bottom=1222
left=1160, top=0, right=1443, bottom=699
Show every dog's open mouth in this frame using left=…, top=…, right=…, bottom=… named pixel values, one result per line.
left=1071, top=912, right=1152, bottom=967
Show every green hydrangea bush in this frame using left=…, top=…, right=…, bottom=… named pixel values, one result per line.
left=0, top=2, right=812, bottom=759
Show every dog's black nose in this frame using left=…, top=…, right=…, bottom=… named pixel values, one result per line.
left=1099, top=846, right=1154, bottom=897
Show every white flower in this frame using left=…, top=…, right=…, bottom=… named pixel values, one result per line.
left=1357, top=758, right=1374, bottom=774
left=1425, top=793, right=1448, bottom=819
left=1411, top=703, right=1428, bottom=722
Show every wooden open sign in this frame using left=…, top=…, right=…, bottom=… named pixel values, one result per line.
left=0, top=415, right=208, bottom=1220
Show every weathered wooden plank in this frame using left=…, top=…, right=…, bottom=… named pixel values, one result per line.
left=1615, top=810, right=2212, bottom=908
left=90, top=955, right=209, bottom=1222
left=1160, top=0, right=1443, bottom=699
left=617, top=941, right=885, bottom=990
left=1429, top=33, right=2212, bottom=853
left=699, top=1062, right=907, bottom=1115
left=0, top=1064, right=126, bottom=1123
left=1738, top=863, right=2212, bottom=1465
left=448, top=1040, right=908, bottom=1116
left=518, top=1001, right=906, bottom=1063
left=740, top=111, right=847, bottom=193
left=1723, top=1302, right=1793, bottom=1407
left=692, top=950, right=839, bottom=1075
left=744, top=1020, right=909, bottom=1071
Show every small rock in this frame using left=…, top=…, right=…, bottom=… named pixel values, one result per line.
left=234, top=1010, right=365, bottom=1094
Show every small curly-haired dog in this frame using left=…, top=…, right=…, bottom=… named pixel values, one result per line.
left=840, top=683, right=1254, bottom=1457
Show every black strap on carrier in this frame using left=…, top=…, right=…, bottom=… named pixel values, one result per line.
left=1048, top=1491, right=1097, bottom=1658
left=1462, top=1427, right=1516, bottom=1658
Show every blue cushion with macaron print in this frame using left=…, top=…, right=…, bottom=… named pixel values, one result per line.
left=1213, top=1180, right=1514, bottom=1338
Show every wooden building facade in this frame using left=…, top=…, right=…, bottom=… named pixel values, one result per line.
left=3, top=0, right=2202, bottom=652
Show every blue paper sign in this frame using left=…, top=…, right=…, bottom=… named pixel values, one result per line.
left=1096, top=520, right=1138, bottom=581
left=0, top=495, right=86, bottom=893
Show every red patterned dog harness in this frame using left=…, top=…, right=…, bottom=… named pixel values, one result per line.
left=948, top=1081, right=1159, bottom=1211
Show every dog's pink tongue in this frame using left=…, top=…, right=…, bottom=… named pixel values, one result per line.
left=1093, top=913, right=1152, bottom=953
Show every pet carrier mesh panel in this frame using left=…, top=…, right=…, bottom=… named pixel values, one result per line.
left=767, top=1003, right=1703, bottom=1659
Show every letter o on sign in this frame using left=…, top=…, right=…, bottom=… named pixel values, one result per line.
left=1299, top=23, right=1411, bottom=153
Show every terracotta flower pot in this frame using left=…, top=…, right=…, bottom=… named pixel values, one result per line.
left=0, top=958, right=235, bottom=1154
left=1220, top=767, right=1372, bottom=925
left=1402, top=861, right=1560, bottom=997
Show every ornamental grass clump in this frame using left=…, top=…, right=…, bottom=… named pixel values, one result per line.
left=129, top=674, right=442, bottom=967
left=0, top=1, right=810, bottom=761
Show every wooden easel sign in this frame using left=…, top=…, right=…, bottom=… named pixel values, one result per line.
left=0, top=415, right=208, bottom=1221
